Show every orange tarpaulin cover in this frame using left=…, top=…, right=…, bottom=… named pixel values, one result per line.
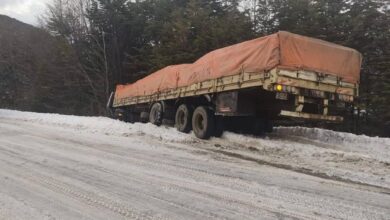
left=115, top=31, right=361, bottom=100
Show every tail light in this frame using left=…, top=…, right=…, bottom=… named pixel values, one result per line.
left=274, top=84, right=298, bottom=94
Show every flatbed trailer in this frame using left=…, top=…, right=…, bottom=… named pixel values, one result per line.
left=108, top=31, right=361, bottom=139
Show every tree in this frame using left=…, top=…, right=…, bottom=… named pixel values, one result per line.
left=251, top=0, right=390, bottom=135
left=139, top=0, right=254, bottom=72
left=346, top=0, right=390, bottom=135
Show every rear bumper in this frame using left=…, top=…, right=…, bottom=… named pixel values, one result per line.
left=280, top=110, right=343, bottom=122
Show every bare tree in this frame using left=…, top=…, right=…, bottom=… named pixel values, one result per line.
left=40, top=0, right=110, bottom=114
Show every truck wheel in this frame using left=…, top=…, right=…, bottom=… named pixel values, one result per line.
left=214, top=116, right=224, bottom=137
left=149, top=103, right=163, bottom=126
left=192, top=106, right=215, bottom=139
left=175, top=104, right=192, bottom=133
left=114, top=109, right=126, bottom=121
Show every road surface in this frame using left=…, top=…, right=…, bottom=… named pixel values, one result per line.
left=0, top=110, right=389, bottom=220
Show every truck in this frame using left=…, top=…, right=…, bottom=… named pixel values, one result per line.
left=107, top=31, right=362, bottom=139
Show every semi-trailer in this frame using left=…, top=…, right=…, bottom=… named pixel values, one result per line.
left=107, top=31, right=362, bottom=139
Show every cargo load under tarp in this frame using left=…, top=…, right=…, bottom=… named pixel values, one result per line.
left=115, top=31, right=362, bottom=101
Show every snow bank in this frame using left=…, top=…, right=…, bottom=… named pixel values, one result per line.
left=274, top=126, right=390, bottom=161
left=220, top=130, right=390, bottom=189
left=275, top=126, right=390, bottom=148
left=221, top=125, right=390, bottom=163
left=0, top=109, right=192, bottom=142
left=1, top=109, right=389, bottom=188
left=1, top=109, right=389, bottom=150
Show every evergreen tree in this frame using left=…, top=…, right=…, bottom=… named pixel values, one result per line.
left=251, top=0, right=390, bottom=135
left=139, top=0, right=254, bottom=72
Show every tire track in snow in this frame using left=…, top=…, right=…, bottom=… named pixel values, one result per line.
left=160, top=133, right=390, bottom=195
left=0, top=151, right=162, bottom=220
left=1, top=114, right=390, bottom=219
left=0, top=134, right=314, bottom=220
left=211, top=148, right=390, bottom=195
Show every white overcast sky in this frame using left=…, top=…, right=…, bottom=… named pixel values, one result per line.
left=0, top=0, right=50, bottom=25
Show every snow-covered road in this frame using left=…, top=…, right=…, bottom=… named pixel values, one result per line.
left=0, top=109, right=389, bottom=220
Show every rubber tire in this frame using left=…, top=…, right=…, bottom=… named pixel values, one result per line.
left=214, top=116, right=224, bottom=137
left=175, top=104, right=192, bottom=133
left=192, top=106, right=215, bottom=139
left=149, top=103, right=163, bottom=126
left=114, top=109, right=126, bottom=121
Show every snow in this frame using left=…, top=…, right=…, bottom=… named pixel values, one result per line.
left=276, top=126, right=390, bottom=160
left=0, top=109, right=191, bottom=143
left=1, top=109, right=389, bottom=188
left=0, top=109, right=389, bottom=219
left=276, top=126, right=390, bottom=146
left=220, top=128, right=390, bottom=189
left=2, top=109, right=389, bottom=147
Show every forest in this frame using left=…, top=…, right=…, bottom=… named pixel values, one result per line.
left=0, top=0, right=389, bottom=136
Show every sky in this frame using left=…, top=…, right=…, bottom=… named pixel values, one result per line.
left=0, top=0, right=50, bottom=25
